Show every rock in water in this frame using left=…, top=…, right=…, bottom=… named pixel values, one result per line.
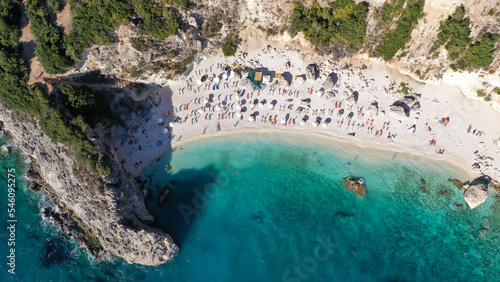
left=343, top=177, right=366, bottom=198
left=464, top=176, right=491, bottom=209
left=306, top=64, right=319, bottom=80
left=158, top=185, right=172, bottom=206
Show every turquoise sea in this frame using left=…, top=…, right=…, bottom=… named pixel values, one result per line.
left=1, top=131, right=500, bottom=281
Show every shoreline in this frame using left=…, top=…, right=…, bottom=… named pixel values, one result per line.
left=114, top=49, right=499, bottom=183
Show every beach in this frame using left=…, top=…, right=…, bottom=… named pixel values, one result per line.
left=110, top=48, right=500, bottom=182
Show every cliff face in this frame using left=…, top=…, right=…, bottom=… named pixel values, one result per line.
left=0, top=105, right=178, bottom=266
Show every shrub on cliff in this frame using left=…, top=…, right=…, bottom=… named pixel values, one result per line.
left=375, top=0, right=425, bottom=60
left=290, top=0, right=369, bottom=54
left=221, top=34, right=237, bottom=56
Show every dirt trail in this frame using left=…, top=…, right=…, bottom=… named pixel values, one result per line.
left=56, top=3, right=72, bottom=35
left=19, top=1, right=51, bottom=90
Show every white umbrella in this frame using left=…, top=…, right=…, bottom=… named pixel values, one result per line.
left=214, top=77, right=220, bottom=83
left=202, top=98, right=208, bottom=103
left=281, top=118, right=286, bottom=124
left=236, top=104, right=242, bottom=110
left=250, top=103, right=255, bottom=109
left=196, top=80, right=202, bottom=85
left=268, top=104, right=274, bottom=109
left=248, top=116, right=254, bottom=122
left=258, top=102, right=264, bottom=108
left=198, top=108, right=204, bottom=114
left=223, top=73, right=228, bottom=80
left=169, top=122, right=175, bottom=127
left=163, top=128, right=169, bottom=133
left=322, top=123, right=328, bottom=128
left=215, top=105, right=222, bottom=111
left=236, top=112, right=242, bottom=118
left=157, top=118, right=163, bottom=124
left=316, top=90, right=324, bottom=97
left=299, top=120, right=305, bottom=126
left=312, top=122, right=319, bottom=127
left=228, top=71, right=234, bottom=80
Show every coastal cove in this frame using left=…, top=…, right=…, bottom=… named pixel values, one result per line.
left=3, top=131, right=500, bottom=281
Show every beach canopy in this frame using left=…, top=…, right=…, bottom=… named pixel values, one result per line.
left=157, top=118, right=163, bottom=124
left=169, top=122, right=175, bottom=127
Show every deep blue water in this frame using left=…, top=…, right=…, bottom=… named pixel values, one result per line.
left=1, top=132, right=500, bottom=281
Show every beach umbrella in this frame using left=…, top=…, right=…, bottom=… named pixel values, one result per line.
left=198, top=108, right=204, bottom=114
left=250, top=103, right=255, bottom=109
left=316, top=90, right=324, bottom=97
left=281, top=118, right=286, bottom=124
left=216, top=105, right=222, bottom=111
left=268, top=103, right=274, bottom=109
left=157, top=118, right=163, bottom=124
left=236, top=112, right=242, bottom=118
left=248, top=116, right=255, bottom=122
left=228, top=71, right=234, bottom=80
left=196, top=80, right=202, bottom=85
left=169, top=122, right=175, bottom=127
left=236, top=104, right=242, bottom=110
left=312, top=122, right=319, bottom=127
left=299, top=120, right=305, bottom=126
left=223, top=73, right=228, bottom=80
left=322, top=123, right=328, bottom=128
left=261, top=83, right=267, bottom=90
left=258, top=102, right=264, bottom=108
left=163, top=128, right=169, bottom=134
left=214, top=77, right=220, bottom=83
left=202, top=98, right=208, bottom=103
left=246, top=82, right=253, bottom=90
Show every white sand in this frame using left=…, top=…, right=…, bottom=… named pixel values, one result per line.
left=110, top=48, right=500, bottom=182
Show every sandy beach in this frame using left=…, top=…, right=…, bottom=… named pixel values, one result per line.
left=110, top=48, right=500, bottom=182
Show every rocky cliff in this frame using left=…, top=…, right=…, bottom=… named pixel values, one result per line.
left=0, top=105, right=178, bottom=266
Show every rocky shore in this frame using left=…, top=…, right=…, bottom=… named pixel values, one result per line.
left=0, top=105, right=178, bottom=265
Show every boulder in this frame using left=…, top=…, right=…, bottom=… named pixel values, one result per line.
left=343, top=177, right=366, bottom=198
left=157, top=185, right=172, bottom=206
left=411, top=101, right=421, bottom=111
left=389, top=101, right=410, bottom=119
left=306, top=64, right=319, bottom=80
left=464, top=176, right=491, bottom=209
left=402, top=95, right=416, bottom=104
left=367, top=102, right=378, bottom=117
left=323, top=73, right=338, bottom=88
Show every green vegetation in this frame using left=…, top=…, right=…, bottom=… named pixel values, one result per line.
left=180, top=50, right=197, bottom=68
left=397, top=82, right=411, bottom=94
left=26, top=0, right=73, bottom=74
left=133, top=0, right=181, bottom=40
left=64, top=0, right=131, bottom=61
left=0, top=0, right=21, bottom=48
left=163, top=0, right=188, bottom=9
left=455, top=33, right=499, bottom=69
left=494, top=87, right=500, bottom=95
left=436, top=6, right=470, bottom=60
left=130, top=65, right=140, bottom=78
left=488, top=9, right=495, bottom=16
left=47, top=0, right=64, bottom=14
left=221, top=33, right=238, bottom=56
left=476, top=89, right=486, bottom=97
left=375, top=0, right=425, bottom=60
left=290, top=0, right=369, bottom=53
left=435, top=6, right=499, bottom=70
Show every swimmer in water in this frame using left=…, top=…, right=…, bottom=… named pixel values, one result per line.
left=346, top=162, right=350, bottom=166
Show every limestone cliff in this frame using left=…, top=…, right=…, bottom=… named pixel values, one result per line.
left=0, top=105, right=178, bottom=266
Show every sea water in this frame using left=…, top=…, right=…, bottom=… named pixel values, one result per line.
left=1, top=132, right=500, bottom=281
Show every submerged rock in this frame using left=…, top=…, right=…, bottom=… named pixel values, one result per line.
left=448, top=179, right=465, bottom=190
left=420, top=179, right=428, bottom=193
left=158, top=185, right=172, bottom=206
left=343, top=177, right=366, bottom=198
left=453, top=204, right=463, bottom=211
left=464, top=176, right=491, bottom=209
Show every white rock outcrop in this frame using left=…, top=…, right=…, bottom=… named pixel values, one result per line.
left=464, top=177, right=490, bottom=209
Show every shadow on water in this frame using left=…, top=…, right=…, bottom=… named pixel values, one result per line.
left=143, top=164, right=222, bottom=248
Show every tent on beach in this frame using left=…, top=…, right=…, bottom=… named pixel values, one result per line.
left=248, top=71, right=263, bottom=90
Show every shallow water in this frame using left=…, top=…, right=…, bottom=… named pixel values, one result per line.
left=1, top=132, right=500, bottom=281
